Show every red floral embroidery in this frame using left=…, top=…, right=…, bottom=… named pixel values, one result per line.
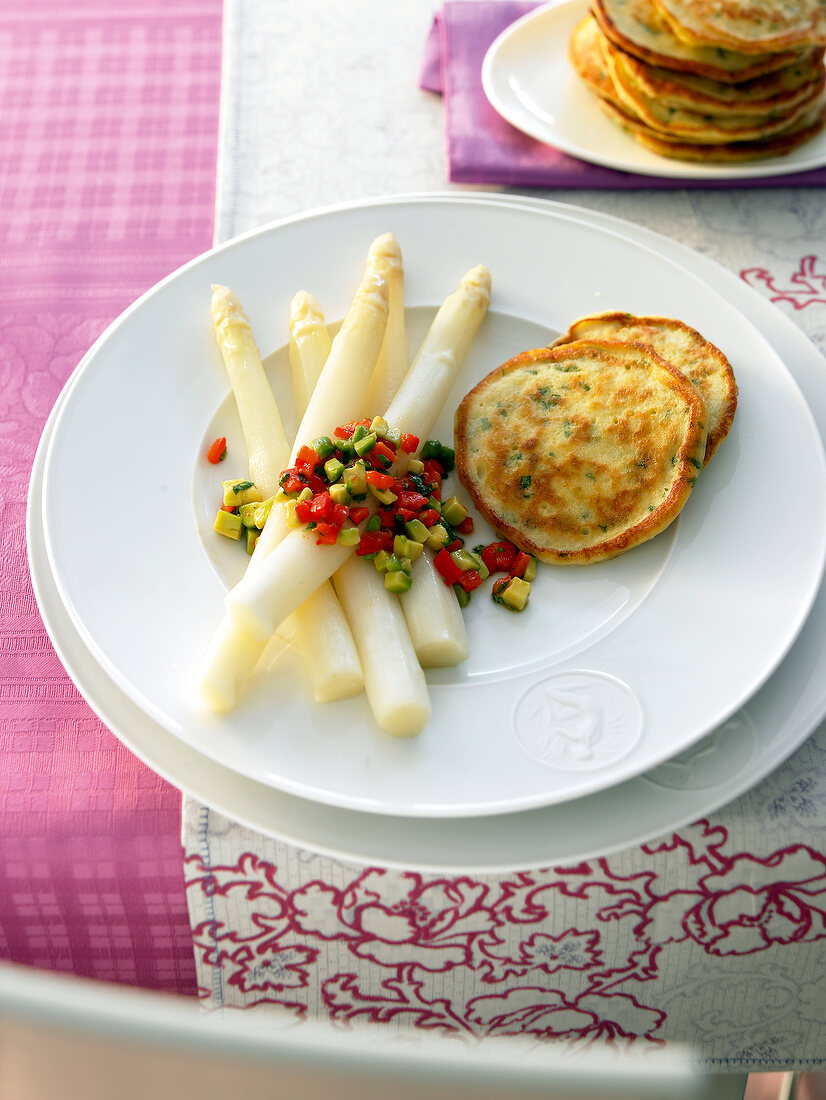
left=741, top=255, right=826, bottom=310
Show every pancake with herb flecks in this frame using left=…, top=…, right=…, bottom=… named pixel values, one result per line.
left=454, top=340, right=707, bottom=565
left=653, top=0, right=826, bottom=56
left=552, top=312, right=736, bottom=463
left=593, top=0, right=800, bottom=81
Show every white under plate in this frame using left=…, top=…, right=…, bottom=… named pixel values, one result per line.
left=40, top=195, right=826, bottom=818
left=482, top=0, right=826, bottom=181
left=28, top=193, right=826, bottom=871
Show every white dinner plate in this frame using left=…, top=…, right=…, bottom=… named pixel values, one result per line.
left=482, top=0, right=826, bottom=181
left=28, top=194, right=826, bottom=871
left=40, top=195, right=826, bottom=818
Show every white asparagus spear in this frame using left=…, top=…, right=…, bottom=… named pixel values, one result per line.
left=210, top=285, right=291, bottom=498
left=384, top=264, right=491, bottom=445
left=400, top=548, right=470, bottom=668
left=363, top=233, right=409, bottom=414
left=287, top=293, right=363, bottom=703
left=224, top=263, right=491, bottom=647
left=292, top=581, right=364, bottom=702
left=201, top=244, right=390, bottom=700
left=288, top=291, right=331, bottom=416
left=334, top=556, right=431, bottom=738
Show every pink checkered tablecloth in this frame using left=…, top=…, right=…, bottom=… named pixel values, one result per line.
left=0, top=0, right=222, bottom=992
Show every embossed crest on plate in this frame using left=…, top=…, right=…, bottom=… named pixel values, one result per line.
left=641, top=711, right=756, bottom=791
left=513, top=670, right=643, bottom=771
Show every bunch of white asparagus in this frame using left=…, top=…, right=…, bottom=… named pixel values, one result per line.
left=198, top=234, right=491, bottom=737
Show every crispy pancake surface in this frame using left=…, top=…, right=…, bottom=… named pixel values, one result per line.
left=454, top=341, right=707, bottom=565
left=593, top=0, right=798, bottom=80
left=552, top=313, right=736, bottom=463
left=654, top=0, right=826, bottom=54
left=616, top=47, right=825, bottom=116
left=597, top=94, right=826, bottom=160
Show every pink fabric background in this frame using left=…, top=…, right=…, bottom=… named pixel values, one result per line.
left=0, top=0, right=221, bottom=991
left=423, top=0, right=826, bottom=188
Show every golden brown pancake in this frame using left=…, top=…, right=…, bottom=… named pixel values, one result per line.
left=605, top=36, right=823, bottom=142
left=614, top=47, right=825, bottom=117
left=654, top=0, right=826, bottom=55
left=552, top=313, right=736, bottom=463
left=593, top=0, right=800, bottom=81
left=454, top=341, right=707, bottom=565
left=597, top=93, right=826, bottom=160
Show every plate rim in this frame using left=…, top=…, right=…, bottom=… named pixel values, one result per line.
left=27, top=191, right=826, bottom=870
left=37, top=192, right=826, bottom=818
left=481, top=0, right=826, bottom=182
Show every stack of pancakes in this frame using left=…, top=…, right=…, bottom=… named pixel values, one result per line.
left=569, top=0, right=826, bottom=162
left=454, top=313, right=737, bottom=565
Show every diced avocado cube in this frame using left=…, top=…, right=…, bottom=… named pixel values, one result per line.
left=245, top=528, right=260, bottom=555
left=352, top=424, right=369, bottom=443
left=440, top=495, right=468, bottom=526
left=373, top=549, right=392, bottom=573
left=467, top=549, right=489, bottom=581
left=369, top=484, right=397, bottom=506
left=324, top=457, right=345, bottom=483
left=425, top=524, right=449, bottom=550
left=353, top=431, right=377, bottom=457
left=385, top=553, right=411, bottom=574
left=328, top=482, right=350, bottom=506
left=214, top=508, right=243, bottom=540
left=336, top=526, right=361, bottom=547
left=370, top=416, right=390, bottom=439
left=453, top=583, right=471, bottom=608
left=450, top=548, right=477, bottom=571
left=312, top=435, right=335, bottom=460
left=238, top=502, right=259, bottom=528
left=284, top=500, right=301, bottom=528
left=394, top=535, right=423, bottom=562
left=427, top=497, right=442, bottom=513
left=385, top=569, right=412, bottom=593
left=333, top=436, right=355, bottom=458
left=406, top=458, right=424, bottom=475
left=495, top=576, right=532, bottom=611
left=298, top=486, right=313, bottom=502
left=404, top=518, right=429, bottom=542
left=222, top=479, right=262, bottom=508
left=384, top=426, right=401, bottom=447
left=345, top=460, right=367, bottom=495
left=366, top=514, right=382, bottom=532
left=523, top=555, right=537, bottom=582
left=253, top=497, right=275, bottom=528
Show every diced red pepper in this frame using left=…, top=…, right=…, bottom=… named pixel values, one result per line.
left=400, top=432, right=419, bottom=453
left=309, top=492, right=334, bottom=523
left=457, top=569, right=483, bottom=592
left=331, top=503, right=350, bottom=527
left=366, top=470, right=394, bottom=490
left=357, top=530, right=394, bottom=556
left=220, top=503, right=236, bottom=513
left=481, top=540, right=519, bottom=574
left=295, top=499, right=312, bottom=524
left=447, top=539, right=463, bottom=553
left=456, top=516, right=475, bottom=535
left=348, top=506, right=370, bottom=525
left=511, top=551, right=532, bottom=579
left=379, top=509, right=397, bottom=528
left=419, top=508, right=440, bottom=527
left=315, top=522, right=340, bottom=545
left=370, top=440, right=396, bottom=467
left=433, top=548, right=463, bottom=587
left=334, top=424, right=355, bottom=439
left=395, top=508, right=416, bottom=524
left=280, top=470, right=306, bottom=495
left=295, top=444, right=320, bottom=470
left=422, top=459, right=444, bottom=484
left=397, top=490, right=429, bottom=511
left=207, top=436, right=227, bottom=464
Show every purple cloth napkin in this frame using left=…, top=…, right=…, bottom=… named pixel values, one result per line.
left=420, top=0, right=826, bottom=188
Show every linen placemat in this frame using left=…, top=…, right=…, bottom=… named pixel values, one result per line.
left=2, top=0, right=222, bottom=992
left=422, top=0, right=826, bottom=189
left=183, top=0, right=826, bottom=1070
